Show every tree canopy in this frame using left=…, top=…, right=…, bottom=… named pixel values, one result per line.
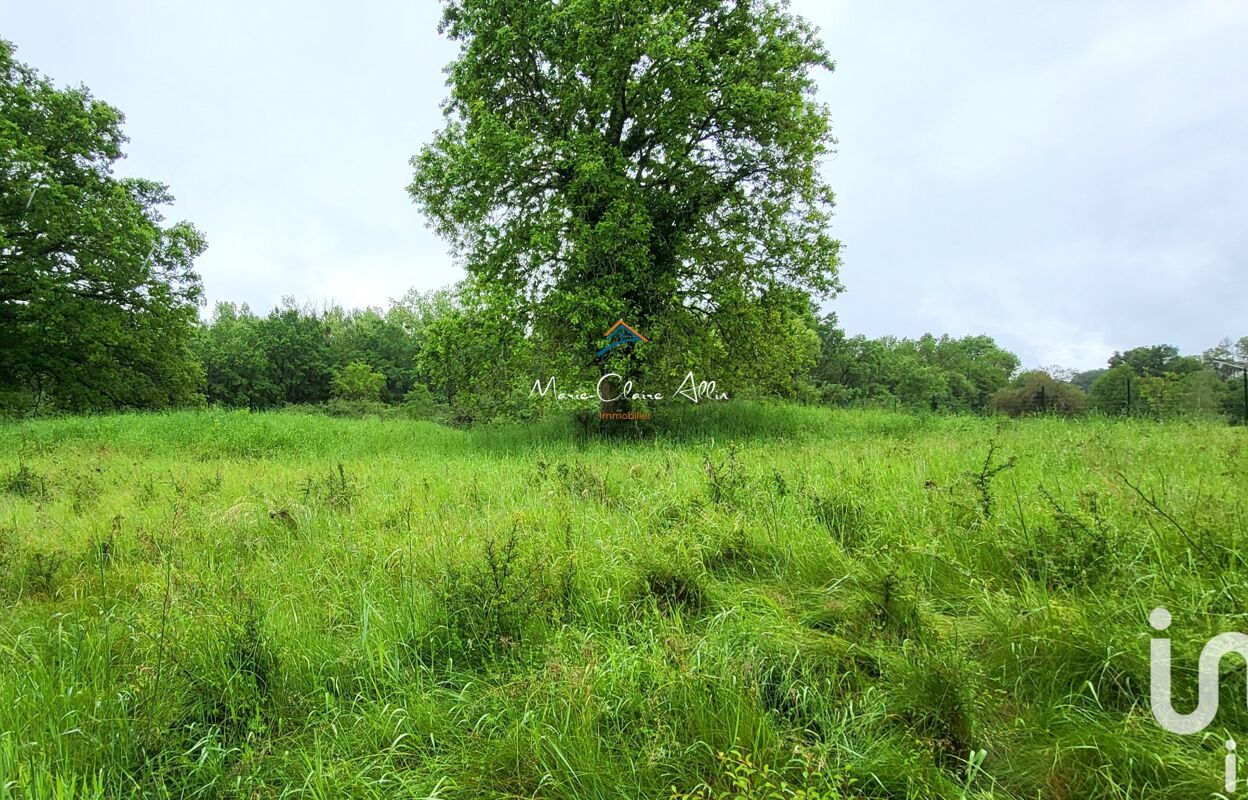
left=409, top=0, right=842, bottom=384
left=812, top=315, right=1020, bottom=412
left=1108, top=344, right=1201, bottom=378
left=0, top=40, right=206, bottom=412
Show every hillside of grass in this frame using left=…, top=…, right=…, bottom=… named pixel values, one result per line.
left=1, top=406, right=1245, bottom=798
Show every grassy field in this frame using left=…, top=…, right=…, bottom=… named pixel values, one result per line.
left=0, top=405, right=1245, bottom=799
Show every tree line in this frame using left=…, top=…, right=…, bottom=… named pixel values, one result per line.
left=187, top=295, right=1248, bottom=425
left=813, top=321, right=1248, bottom=420
left=3, top=30, right=1246, bottom=425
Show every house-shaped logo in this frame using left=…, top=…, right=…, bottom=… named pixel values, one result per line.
left=597, top=319, right=648, bottom=357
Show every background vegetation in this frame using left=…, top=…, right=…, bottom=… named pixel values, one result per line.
left=8, top=279, right=1247, bottom=425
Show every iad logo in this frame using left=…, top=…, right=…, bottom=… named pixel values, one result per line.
left=597, top=319, right=648, bottom=357
left=1149, top=607, right=1248, bottom=733
left=1149, top=606, right=1248, bottom=791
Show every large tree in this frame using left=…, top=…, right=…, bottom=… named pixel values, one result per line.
left=0, top=40, right=206, bottom=412
left=410, top=0, right=841, bottom=388
left=1108, top=344, right=1201, bottom=378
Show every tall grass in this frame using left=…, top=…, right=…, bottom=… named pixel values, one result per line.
left=0, top=406, right=1243, bottom=798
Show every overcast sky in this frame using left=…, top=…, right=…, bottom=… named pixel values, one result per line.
left=6, top=1, right=1247, bottom=370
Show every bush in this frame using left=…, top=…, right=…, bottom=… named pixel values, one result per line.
left=427, top=529, right=552, bottom=667
left=1088, top=364, right=1136, bottom=414
left=400, top=383, right=439, bottom=419
left=0, top=389, right=39, bottom=417
left=301, top=464, right=358, bottom=510
left=987, top=371, right=1086, bottom=416
left=320, top=398, right=391, bottom=418
left=2, top=463, right=44, bottom=498
left=1012, top=489, right=1117, bottom=589
left=331, top=361, right=386, bottom=403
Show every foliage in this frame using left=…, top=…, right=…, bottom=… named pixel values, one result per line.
left=256, top=299, right=334, bottom=405
left=1088, top=363, right=1137, bottom=415
left=1108, top=344, right=1201, bottom=378
left=1070, top=368, right=1106, bottom=391
left=0, top=40, right=206, bottom=412
left=1177, top=369, right=1232, bottom=416
left=331, top=361, right=386, bottom=404
left=194, top=303, right=275, bottom=410
left=1204, top=336, right=1248, bottom=374
left=813, top=315, right=1020, bottom=411
left=325, top=306, right=420, bottom=403
left=669, top=749, right=844, bottom=800
left=1203, top=337, right=1248, bottom=421
left=400, top=382, right=438, bottom=420
left=987, top=370, right=1087, bottom=416
left=1089, top=352, right=1234, bottom=419
left=410, top=0, right=842, bottom=389
left=195, top=297, right=423, bottom=411
left=411, top=281, right=533, bottom=423
left=36, top=269, right=1248, bottom=428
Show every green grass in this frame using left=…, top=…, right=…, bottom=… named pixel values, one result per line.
left=0, top=405, right=1245, bottom=798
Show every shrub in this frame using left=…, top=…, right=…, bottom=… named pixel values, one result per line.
left=871, top=570, right=923, bottom=642
left=2, top=463, right=44, bottom=498
left=321, top=397, right=390, bottom=418
left=430, top=528, right=552, bottom=666
left=301, top=464, right=358, bottom=510
left=331, top=361, right=386, bottom=403
left=704, top=445, right=749, bottom=506
left=987, top=371, right=1086, bottom=416
left=4, top=545, right=67, bottom=599
left=1013, top=489, right=1116, bottom=589
left=1088, top=364, right=1136, bottom=414
left=536, top=458, right=615, bottom=504
left=400, top=383, right=440, bottom=419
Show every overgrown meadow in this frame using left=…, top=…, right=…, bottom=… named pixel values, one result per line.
left=1, top=406, right=1245, bottom=799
